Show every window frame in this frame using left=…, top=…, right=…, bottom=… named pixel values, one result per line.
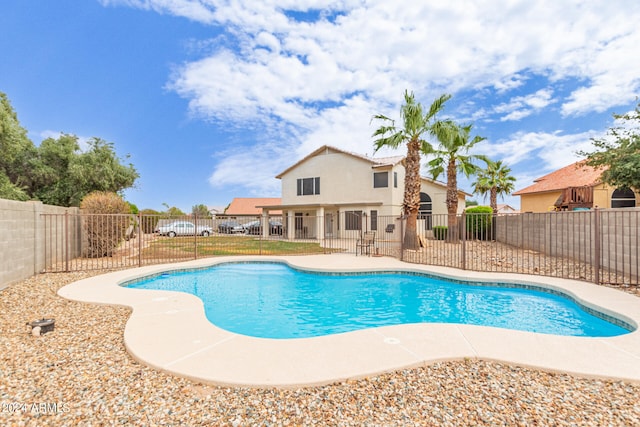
left=344, top=210, right=362, bottom=230
left=296, top=177, right=320, bottom=195
left=373, top=171, right=389, bottom=188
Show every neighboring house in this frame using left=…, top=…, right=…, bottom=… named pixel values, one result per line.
left=207, top=206, right=226, bottom=218
left=496, top=204, right=519, bottom=214
left=258, top=145, right=467, bottom=238
left=225, top=197, right=282, bottom=216
left=513, top=161, right=638, bottom=212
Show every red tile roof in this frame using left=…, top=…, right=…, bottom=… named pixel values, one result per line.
left=225, top=198, right=282, bottom=215
left=513, top=161, right=606, bottom=195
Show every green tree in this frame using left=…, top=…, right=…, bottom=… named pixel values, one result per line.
left=69, top=138, right=138, bottom=206
left=579, top=102, right=640, bottom=191
left=0, top=91, right=36, bottom=199
left=0, top=92, right=138, bottom=206
left=425, top=120, right=487, bottom=241
left=471, top=160, right=516, bottom=212
left=372, top=90, right=451, bottom=250
left=31, top=134, right=79, bottom=205
left=0, top=173, right=29, bottom=200
left=162, top=203, right=185, bottom=217
left=192, top=204, right=211, bottom=218
left=31, top=135, right=138, bottom=206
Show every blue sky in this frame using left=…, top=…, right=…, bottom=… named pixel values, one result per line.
left=2, top=1, right=639, bottom=212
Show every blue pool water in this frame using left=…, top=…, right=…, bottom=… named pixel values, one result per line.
left=125, top=262, right=631, bottom=339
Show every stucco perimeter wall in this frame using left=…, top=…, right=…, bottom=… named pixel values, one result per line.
left=495, top=209, right=640, bottom=279
left=0, top=199, right=79, bottom=289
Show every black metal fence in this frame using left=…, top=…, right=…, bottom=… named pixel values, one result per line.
left=41, top=209, right=640, bottom=286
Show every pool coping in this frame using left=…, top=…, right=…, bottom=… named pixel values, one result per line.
left=58, top=254, right=640, bottom=388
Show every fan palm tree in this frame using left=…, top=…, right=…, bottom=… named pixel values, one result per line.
left=372, top=90, right=451, bottom=250
left=425, top=120, right=488, bottom=241
left=472, top=160, right=517, bottom=213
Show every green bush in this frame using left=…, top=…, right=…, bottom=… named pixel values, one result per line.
left=433, top=226, right=448, bottom=240
left=139, top=208, right=160, bottom=234
left=80, top=191, right=130, bottom=257
left=466, top=206, right=493, bottom=240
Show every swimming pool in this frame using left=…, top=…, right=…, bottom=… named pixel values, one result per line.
left=125, top=261, right=631, bottom=339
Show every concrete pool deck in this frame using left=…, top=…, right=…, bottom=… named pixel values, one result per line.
left=58, top=254, right=640, bottom=388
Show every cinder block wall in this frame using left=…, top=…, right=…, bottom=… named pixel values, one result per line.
left=0, top=199, right=78, bottom=290
left=496, top=209, right=640, bottom=280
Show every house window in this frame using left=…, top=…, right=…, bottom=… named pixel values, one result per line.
left=611, top=188, right=636, bottom=208
left=297, top=177, right=320, bottom=195
left=419, top=192, right=433, bottom=230
left=345, top=210, right=362, bottom=230
left=394, top=172, right=398, bottom=188
left=373, top=172, right=388, bottom=188
left=370, top=210, right=378, bottom=231
left=418, top=192, right=432, bottom=217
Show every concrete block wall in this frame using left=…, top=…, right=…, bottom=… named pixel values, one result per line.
left=496, top=209, right=640, bottom=281
left=0, top=199, right=78, bottom=290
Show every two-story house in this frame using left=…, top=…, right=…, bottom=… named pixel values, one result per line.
left=258, top=145, right=466, bottom=239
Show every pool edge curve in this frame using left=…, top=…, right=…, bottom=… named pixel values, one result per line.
left=58, top=254, right=640, bottom=388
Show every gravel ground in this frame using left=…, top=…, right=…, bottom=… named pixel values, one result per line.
left=1, top=271, right=640, bottom=426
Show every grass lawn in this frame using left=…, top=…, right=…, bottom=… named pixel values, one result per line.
left=141, top=234, right=341, bottom=258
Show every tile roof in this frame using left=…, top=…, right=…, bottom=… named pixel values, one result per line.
left=225, top=198, right=282, bottom=215
left=513, top=161, right=606, bottom=195
left=275, top=145, right=404, bottom=178
left=274, top=144, right=456, bottom=192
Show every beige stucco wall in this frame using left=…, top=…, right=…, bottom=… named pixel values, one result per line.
left=281, top=150, right=400, bottom=215
left=594, top=183, right=613, bottom=208
left=592, top=183, right=640, bottom=208
left=519, top=191, right=562, bottom=212
left=280, top=149, right=462, bottom=216
left=519, top=183, right=640, bottom=212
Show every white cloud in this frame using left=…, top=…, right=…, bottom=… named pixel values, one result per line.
left=479, top=129, right=601, bottom=172
left=106, top=0, right=640, bottom=190
left=494, top=89, right=555, bottom=121
left=99, top=0, right=217, bottom=23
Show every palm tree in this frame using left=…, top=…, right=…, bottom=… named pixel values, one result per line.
left=425, top=120, right=487, bottom=241
left=472, top=160, right=517, bottom=213
left=372, top=90, right=451, bottom=250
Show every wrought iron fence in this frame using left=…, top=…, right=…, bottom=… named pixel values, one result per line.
left=41, top=209, right=640, bottom=286
left=402, top=209, right=639, bottom=286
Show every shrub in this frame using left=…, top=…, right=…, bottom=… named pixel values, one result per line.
left=80, top=191, right=130, bottom=257
left=139, top=208, right=160, bottom=234
left=433, top=226, right=448, bottom=240
left=466, top=206, right=493, bottom=240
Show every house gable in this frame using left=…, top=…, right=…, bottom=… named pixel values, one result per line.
left=278, top=145, right=406, bottom=214
left=276, top=144, right=466, bottom=216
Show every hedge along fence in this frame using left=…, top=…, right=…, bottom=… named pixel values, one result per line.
left=433, top=225, right=448, bottom=240
left=465, top=207, right=494, bottom=240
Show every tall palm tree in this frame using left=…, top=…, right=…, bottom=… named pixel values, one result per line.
left=425, top=120, right=487, bottom=241
left=372, top=90, right=451, bottom=250
left=472, top=160, right=517, bottom=213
